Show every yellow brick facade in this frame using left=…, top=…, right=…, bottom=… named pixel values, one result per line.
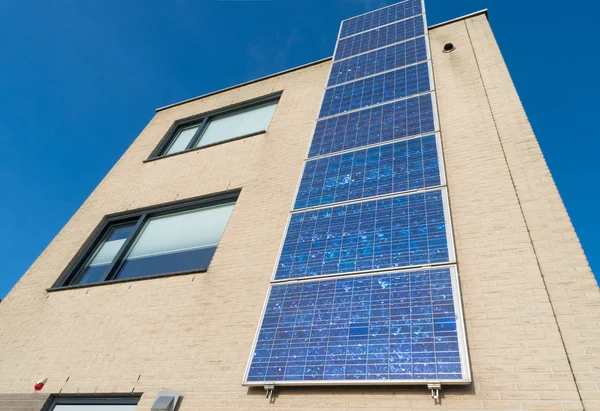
left=0, top=13, right=597, bottom=411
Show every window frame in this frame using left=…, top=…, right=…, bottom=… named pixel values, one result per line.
left=50, top=190, right=240, bottom=291
left=44, top=394, right=141, bottom=410
left=147, top=92, right=282, bottom=161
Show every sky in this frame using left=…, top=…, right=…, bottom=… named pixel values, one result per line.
left=0, top=0, right=597, bottom=298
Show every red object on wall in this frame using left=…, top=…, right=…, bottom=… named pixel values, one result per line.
left=34, top=379, right=47, bottom=391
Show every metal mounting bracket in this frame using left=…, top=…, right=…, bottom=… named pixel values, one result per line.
left=264, top=384, right=275, bottom=400
left=428, top=382, right=442, bottom=401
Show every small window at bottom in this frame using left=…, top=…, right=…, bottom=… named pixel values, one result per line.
left=53, top=406, right=137, bottom=411
left=48, top=395, right=140, bottom=411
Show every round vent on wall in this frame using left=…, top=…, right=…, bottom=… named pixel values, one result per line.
left=443, top=43, right=456, bottom=53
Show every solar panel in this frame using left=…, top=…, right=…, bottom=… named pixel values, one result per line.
left=295, top=135, right=442, bottom=210
left=339, top=0, right=423, bottom=39
left=334, top=16, right=425, bottom=61
left=276, top=189, right=452, bottom=281
left=319, top=63, right=431, bottom=118
left=245, top=267, right=469, bottom=384
left=328, top=36, right=428, bottom=87
left=309, top=93, right=437, bottom=158
left=245, top=0, right=470, bottom=388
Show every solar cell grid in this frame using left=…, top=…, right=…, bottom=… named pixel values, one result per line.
left=245, top=0, right=470, bottom=387
left=276, top=189, right=450, bottom=281
left=309, top=93, right=436, bottom=158
left=246, top=267, right=465, bottom=383
left=328, top=37, right=428, bottom=87
left=319, top=63, right=431, bottom=118
left=295, top=135, right=441, bottom=210
left=335, top=16, right=425, bottom=61
left=339, top=0, right=423, bottom=39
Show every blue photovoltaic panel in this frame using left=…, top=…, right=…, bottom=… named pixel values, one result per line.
left=328, top=37, right=428, bottom=87
left=334, top=16, right=425, bottom=61
left=295, top=135, right=441, bottom=210
left=246, top=267, right=464, bottom=383
left=319, top=63, right=431, bottom=118
left=275, top=190, right=450, bottom=281
left=309, top=93, right=436, bottom=158
left=339, top=0, right=423, bottom=39
left=246, top=0, right=470, bottom=388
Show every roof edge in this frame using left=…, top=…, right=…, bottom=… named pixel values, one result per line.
left=428, top=9, right=488, bottom=30
left=156, top=9, right=489, bottom=113
left=155, top=57, right=332, bottom=112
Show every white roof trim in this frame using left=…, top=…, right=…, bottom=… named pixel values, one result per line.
left=428, top=9, right=488, bottom=30
left=155, top=57, right=332, bottom=112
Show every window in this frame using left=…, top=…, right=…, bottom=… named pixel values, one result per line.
left=153, top=95, right=280, bottom=158
left=47, top=395, right=140, bottom=411
left=57, top=192, right=238, bottom=288
left=52, top=405, right=135, bottom=411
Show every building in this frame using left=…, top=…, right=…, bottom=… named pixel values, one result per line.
left=0, top=1, right=598, bottom=410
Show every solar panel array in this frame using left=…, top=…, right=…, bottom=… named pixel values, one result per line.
left=335, top=16, right=425, bottom=60
left=278, top=190, right=450, bottom=281
left=320, top=63, right=431, bottom=118
left=247, top=268, right=463, bottom=383
left=309, top=94, right=436, bottom=157
left=245, top=0, right=470, bottom=387
left=328, top=36, right=428, bottom=87
left=295, top=135, right=442, bottom=210
left=339, top=0, right=423, bottom=39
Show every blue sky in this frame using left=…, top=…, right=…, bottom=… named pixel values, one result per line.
left=0, top=0, right=597, bottom=298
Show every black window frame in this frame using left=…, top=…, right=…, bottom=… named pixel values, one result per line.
left=49, top=189, right=240, bottom=291
left=44, top=394, right=142, bottom=410
left=147, top=92, right=282, bottom=161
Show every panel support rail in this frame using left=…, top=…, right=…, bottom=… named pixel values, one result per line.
left=264, top=384, right=275, bottom=400
left=428, top=382, right=442, bottom=402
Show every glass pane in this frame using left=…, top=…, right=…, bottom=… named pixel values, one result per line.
left=53, top=406, right=137, bottom=411
left=196, top=100, right=278, bottom=148
left=115, top=202, right=235, bottom=280
left=72, top=223, right=136, bottom=285
left=164, top=125, right=199, bottom=155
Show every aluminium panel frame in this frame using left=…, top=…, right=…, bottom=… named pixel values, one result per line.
left=327, top=53, right=430, bottom=90
left=305, top=90, right=442, bottom=160
left=292, top=132, right=448, bottom=212
left=244, top=0, right=470, bottom=388
left=334, top=14, right=427, bottom=63
left=338, top=0, right=416, bottom=40
left=242, top=264, right=471, bottom=387
left=269, top=186, right=457, bottom=284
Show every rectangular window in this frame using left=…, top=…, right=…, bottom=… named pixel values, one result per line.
left=153, top=96, right=279, bottom=158
left=47, top=396, right=140, bottom=411
left=58, top=192, right=238, bottom=288
left=53, top=406, right=136, bottom=411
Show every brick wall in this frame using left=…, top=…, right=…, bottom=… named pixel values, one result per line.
left=430, top=14, right=599, bottom=410
left=0, top=14, right=597, bottom=411
left=0, top=394, right=50, bottom=410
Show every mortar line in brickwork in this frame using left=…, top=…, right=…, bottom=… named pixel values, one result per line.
left=464, top=19, right=587, bottom=411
